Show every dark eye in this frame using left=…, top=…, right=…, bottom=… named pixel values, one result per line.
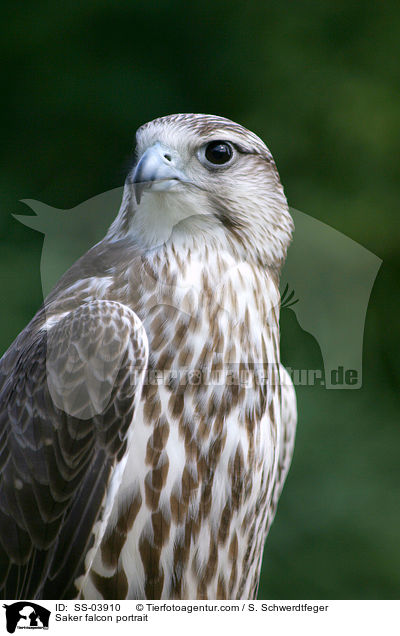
left=204, top=141, right=233, bottom=165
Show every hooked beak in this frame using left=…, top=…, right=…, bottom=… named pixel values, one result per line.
left=132, top=143, right=189, bottom=204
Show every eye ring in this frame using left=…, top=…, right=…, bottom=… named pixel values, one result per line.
left=199, top=140, right=235, bottom=168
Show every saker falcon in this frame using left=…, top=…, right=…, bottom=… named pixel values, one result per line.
left=0, top=113, right=297, bottom=600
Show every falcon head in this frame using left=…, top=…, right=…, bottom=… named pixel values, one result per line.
left=111, top=113, right=293, bottom=268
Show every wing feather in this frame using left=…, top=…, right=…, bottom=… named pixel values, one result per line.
left=0, top=299, right=148, bottom=599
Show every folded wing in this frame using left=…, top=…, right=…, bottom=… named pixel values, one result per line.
left=0, top=299, right=148, bottom=599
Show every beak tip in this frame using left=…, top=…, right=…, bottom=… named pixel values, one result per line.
left=133, top=182, right=144, bottom=205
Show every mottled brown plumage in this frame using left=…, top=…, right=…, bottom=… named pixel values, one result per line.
left=0, top=114, right=296, bottom=600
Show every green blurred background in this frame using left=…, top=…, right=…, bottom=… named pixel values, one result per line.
left=1, top=0, right=399, bottom=599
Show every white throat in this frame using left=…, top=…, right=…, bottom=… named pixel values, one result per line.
left=129, top=189, right=222, bottom=250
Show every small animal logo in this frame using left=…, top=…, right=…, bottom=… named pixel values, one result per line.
left=3, top=602, right=50, bottom=633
